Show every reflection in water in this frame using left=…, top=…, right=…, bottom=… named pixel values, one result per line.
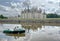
left=0, top=23, right=60, bottom=41
left=4, top=33, right=25, bottom=39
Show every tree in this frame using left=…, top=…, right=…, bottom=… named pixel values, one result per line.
left=0, top=15, right=4, bottom=19
left=0, top=15, right=8, bottom=19
left=46, top=14, right=58, bottom=18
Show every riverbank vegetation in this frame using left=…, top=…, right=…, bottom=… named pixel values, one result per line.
left=46, top=13, right=60, bottom=18
left=0, top=15, right=8, bottom=19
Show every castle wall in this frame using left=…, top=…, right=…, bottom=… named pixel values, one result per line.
left=21, top=12, right=46, bottom=19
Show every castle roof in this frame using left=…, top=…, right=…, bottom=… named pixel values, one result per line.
left=21, top=8, right=42, bottom=14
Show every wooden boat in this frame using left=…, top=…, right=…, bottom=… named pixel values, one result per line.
left=3, top=26, right=25, bottom=34
left=3, top=30, right=25, bottom=34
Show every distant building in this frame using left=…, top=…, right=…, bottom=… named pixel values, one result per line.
left=21, top=8, right=46, bottom=19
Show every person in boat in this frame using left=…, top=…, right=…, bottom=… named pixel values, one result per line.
left=14, top=26, right=20, bottom=31
left=14, top=26, right=23, bottom=31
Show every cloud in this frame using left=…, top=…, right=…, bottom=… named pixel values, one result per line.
left=0, top=4, right=21, bottom=17
left=0, top=0, right=59, bottom=16
left=30, top=0, right=59, bottom=13
left=0, top=0, right=24, bottom=17
left=0, top=0, right=24, bottom=6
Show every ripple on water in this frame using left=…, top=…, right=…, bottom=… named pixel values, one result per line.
left=0, top=24, right=60, bottom=41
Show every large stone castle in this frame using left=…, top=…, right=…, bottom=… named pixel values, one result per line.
left=21, top=8, right=46, bottom=19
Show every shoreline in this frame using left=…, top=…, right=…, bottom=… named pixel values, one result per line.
left=0, top=19, right=60, bottom=23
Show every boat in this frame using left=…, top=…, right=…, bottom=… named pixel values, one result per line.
left=3, top=26, right=25, bottom=34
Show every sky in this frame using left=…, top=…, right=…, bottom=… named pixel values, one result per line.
left=0, top=0, right=59, bottom=17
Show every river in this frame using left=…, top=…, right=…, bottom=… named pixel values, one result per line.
left=0, top=23, right=60, bottom=41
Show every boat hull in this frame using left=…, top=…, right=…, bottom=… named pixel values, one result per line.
left=3, top=30, right=25, bottom=34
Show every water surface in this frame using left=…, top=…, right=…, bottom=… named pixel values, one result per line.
left=0, top=23, right=60, bottom=41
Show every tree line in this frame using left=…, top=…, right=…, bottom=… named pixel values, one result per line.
left=0, top=15, right=8, bottom=19
left=46, top=13, right=60, bottom=18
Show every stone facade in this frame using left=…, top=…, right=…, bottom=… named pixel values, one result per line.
left=21, top=8, right=46, bottom=19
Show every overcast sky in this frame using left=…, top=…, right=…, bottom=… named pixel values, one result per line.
left=0, top=0, right=59, bottom=17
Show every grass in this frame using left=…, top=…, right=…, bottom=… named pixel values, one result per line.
left=45, top=18, right=60, bottom=20
left=19, top=18, right=60, bottom=20
left=0, top=18, right=60, bottom=20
